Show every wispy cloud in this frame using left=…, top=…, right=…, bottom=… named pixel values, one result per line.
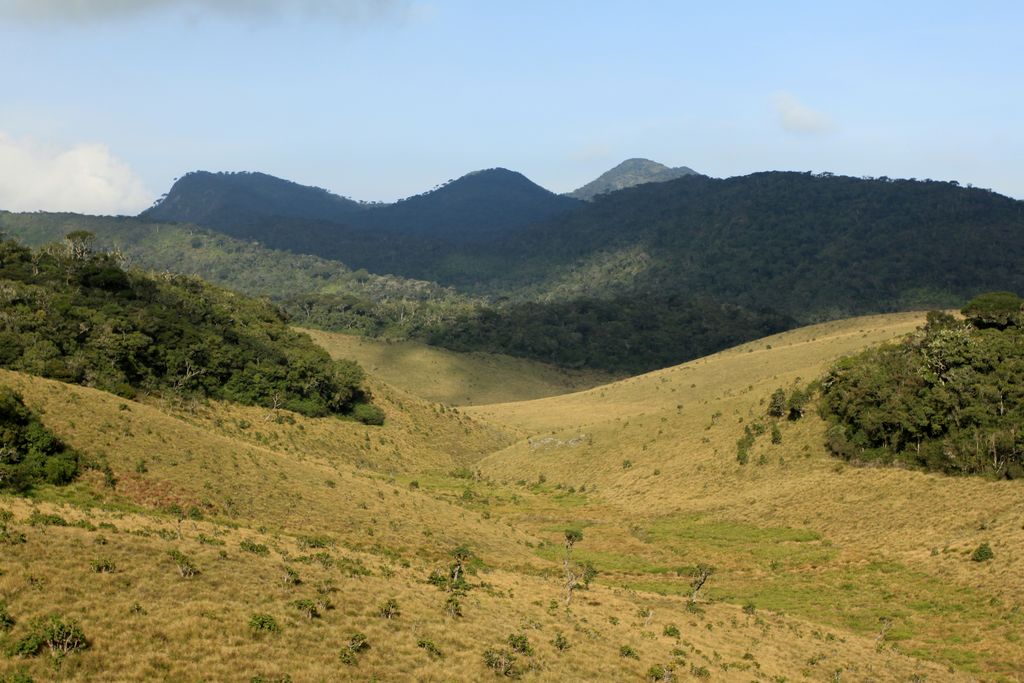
left=0, top=133, right=151, bottom=214
left=772, top=91, right=835, bottom=134
left=0, top=0, right=414, bottom=24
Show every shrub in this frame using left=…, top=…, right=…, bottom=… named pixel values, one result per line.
left=663, top=624, right=680, bottom=638
left=292, top=599, right=318, bottom=619
left=551, top=632, right=570, bottom=651
left=507, top=633, right=532, bottom=656
left=352, top=403, right=385, bottom=426
left=348, top=632, right=370, bottom=652
left=690, top=664, right=711, bottom=679
left=482, top=648, right=519, bottom=677
left=168, top=549, right=198, bottom=578
left=282, top=566, right=301, bottom=586
left=240, top=539, right=269, bottom=555
left=248, top=613, right=280, bottom=634
left=742, top=601, right=757, bottom=615
left=28, top=512, right=67, bottom=527
left=417, top=638, right=443, bottom=659
left=619, top=644, right=639, bottom=659
left=768, top=388, right=787, bottom=417
left=11, top=614, right=88, bottom=659
left=197, top=533, right=225, bottom=546
left=90, top=558, right=116, bottom=574
left=971, top=542, right=994, bottom=562
left=444, top=594, right=463, bottom=617
left=647, top=664, right=675, bottom=681
left=378, top=598, right=400, bottom=619
left=0, top=602, right=14, bottom=631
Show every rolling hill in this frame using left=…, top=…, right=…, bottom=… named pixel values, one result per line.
left=2, top=313, right=995, bottom=681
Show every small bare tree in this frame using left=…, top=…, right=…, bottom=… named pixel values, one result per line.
left=563, top=529, right=584, bottom=606
left=689, top=563, right=714, bottom=603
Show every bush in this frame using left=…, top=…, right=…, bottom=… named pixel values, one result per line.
left=10, top=614, right=88, bottom=659
left=282, top=566, right=301, bottom=586
left=444, top=594, right=463, bottom=617
left=339, top=632, right=369, bottom=665
left=663, top=624, right=680, bottom=638
left=417, top=638, right=443, bottom=659
left=240, top=539, right=270, bottom=555
left=378, top=598, right=400, bottom=619
left=482, top=648, right=520, bottom=677
left=292, top=599, right=318, bottom=619
left=352, top=403, right=385, bottom=426
left=647, top=664, right=675, bottom=682
left=619, top=644, right=639, bottom=659
left=249, top=613, right=280, bottom=634
left=551, top=632, right=570, bottom=651
left=168, top=549, right=198, bottom=578
left=90, top=558, right=116, bottom=573
left=0, top=602, right=14, bottom=631
left=971, top=542, right=994, bottom=562
left=506, top=633, right=532, bottom=656
left=768, top=388, right=787, bottom=417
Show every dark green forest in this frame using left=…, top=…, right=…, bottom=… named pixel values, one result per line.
left=4, top=168, right=1024, bottom=374
left=0, top=235, right=377, bottom=420
left=424, top=296, right=793, bottom=372
left=820, top=292, right=1024, bottom=478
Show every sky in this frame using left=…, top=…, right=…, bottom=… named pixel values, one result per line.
left=0, top=0, right=1021, bottom=213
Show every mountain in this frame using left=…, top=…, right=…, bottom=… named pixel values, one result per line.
left=140, top=167, right=581, bottom=252
left=141, top=170, right=367, bottom=228
left=359, top=168, right=582, bottom=244
left=566, top=158, right=699, bottom=200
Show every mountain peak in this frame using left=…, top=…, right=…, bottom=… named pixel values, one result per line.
left=568, top=158, right=698, bottom=200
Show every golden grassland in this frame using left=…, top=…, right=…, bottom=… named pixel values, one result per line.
left=301, top=328, right=617, bottom=406
left=0, top=312, right=1020, bottom=681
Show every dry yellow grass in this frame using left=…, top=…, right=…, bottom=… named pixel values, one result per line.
left=1, top=312, right=1021, bottom=680
left=303, top=328, right=616, bottom=406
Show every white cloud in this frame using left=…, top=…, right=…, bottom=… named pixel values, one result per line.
left=773, top=91, right=835, bottom=134
left=0, top=133, right=151, bottom=215
left=0, top=0, right=413, bottom=23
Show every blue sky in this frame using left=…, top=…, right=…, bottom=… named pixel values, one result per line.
left=0, top=0, right=1021, bottom=213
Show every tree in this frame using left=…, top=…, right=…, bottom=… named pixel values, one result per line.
left=563, top=529, right=584, bottom=606
left=962, top=291, right=1023, bottom=329
left=689, top=564, right=714, bottom=603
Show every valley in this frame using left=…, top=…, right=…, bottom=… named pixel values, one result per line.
left=3, top=311, right=1021, bottom=681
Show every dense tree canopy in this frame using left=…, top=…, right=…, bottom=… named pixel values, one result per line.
left=820, top=297, right=1024, bottom=478
left=0, top=387, right=80, bottom=492
left=0, top=236, right=376, bottom=419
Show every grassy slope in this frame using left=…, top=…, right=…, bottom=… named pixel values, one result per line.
left=304, top=328, right=616, bottom=406
left=466, top=313, right=1024, bottom=677
left=1, top=313, right=1011, bottom=681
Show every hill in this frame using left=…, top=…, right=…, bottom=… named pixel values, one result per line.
left=0, top=315, right=978, bottom=681
left=0, top=236, right=378, bottom=419
left=466, top=312, right=1024, bottom=677
left=304, top=328, right=617, bottom=406
left=566, top=158, right=699, bottom=200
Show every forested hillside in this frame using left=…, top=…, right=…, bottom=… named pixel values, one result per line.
left=6, top=169, right=1024, bottom=375
left=0, top=234, right=378, bottom=420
